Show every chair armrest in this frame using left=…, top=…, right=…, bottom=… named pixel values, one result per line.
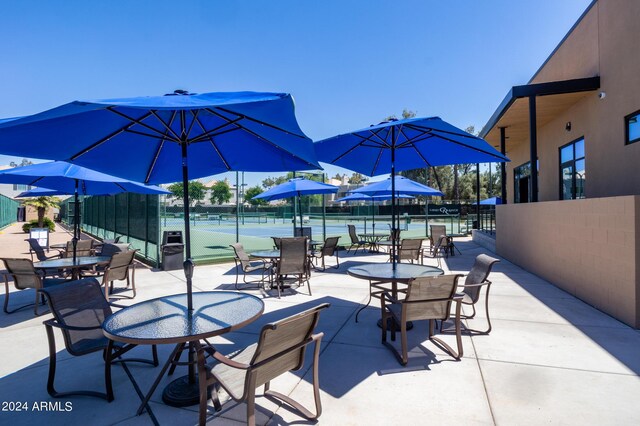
left=109, top=302, right=128, bottom=309
left=43, top=318, right=103, bottom=331
left=457, top=279, right=491, bottom=289
left=211, top=349, right=251, bottom=370
left=311, top=332, right=324, bottom=343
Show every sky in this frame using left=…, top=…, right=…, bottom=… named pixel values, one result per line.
left=0, top=0, right=593, bottom=187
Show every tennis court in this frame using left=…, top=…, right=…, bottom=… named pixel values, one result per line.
left=159, top=214, right=465, bottom=261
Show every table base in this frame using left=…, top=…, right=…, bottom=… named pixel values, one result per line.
left=378, top=318, right=414, bottom=331
left=162, top=375, right=201, bottom=407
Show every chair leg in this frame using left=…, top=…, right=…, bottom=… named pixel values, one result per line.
left=3, top=280, right=9, bottom=314
left=197, top=347, right=209, bottom=426
left=400, top=321, right=408, bottom=365
left=264, top=334, right=324, bottom=420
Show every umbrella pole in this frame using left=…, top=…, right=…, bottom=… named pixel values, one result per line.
left=181, top=140, right=194, bottom=312
left=72, top=180, right=79, bottom=263
left=391, top=128, right=397, bottom=271
left=298, top=193, right=304, bottom=235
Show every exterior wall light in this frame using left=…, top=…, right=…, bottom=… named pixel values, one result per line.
left=565, top=122, right=572, bottom=131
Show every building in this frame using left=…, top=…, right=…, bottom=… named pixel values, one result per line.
left=480, top=0, right=640, bottom=327
left=0, top=164, right=31, bottom=199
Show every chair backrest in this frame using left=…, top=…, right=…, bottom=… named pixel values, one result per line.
left=230, top=243, right=252, bottom=269
left=1, top=258, right=41, bottom=290
left=40, top=278, right=112, bottom=356
left=277, top=237, right=307, bottom=275
left=271, top=237, right=281, bottom=250
left=26, top=238, right=48, bottom=261
left=347, top=224, right=359, bottom=244
left=390, top=228, right=401, bottom=242
left=463, top=254, right=500, bottom=302
left=249, top=303, right=329, bottom=389
left=64, top=240, right=93, bottom=257
left=399, top=238, right=423, bottom=261
left=321, top=236, right=340, bottom=256
left=430, top=225, right=447, bottom=239
left=100, top=243, right=130, bottom=257
left=403, top=274, right=462, bottom=321
left=432, top=235, right=449, bottom=255
left=104, top=250, right=136, bottom=283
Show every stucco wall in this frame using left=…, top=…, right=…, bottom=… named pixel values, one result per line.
left=496, top=196, right=639, bottom=328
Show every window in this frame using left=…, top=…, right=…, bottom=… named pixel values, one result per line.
left=559, top=137, right=585, bottom=200
left=625, top=109, right=640, bottom=145
left=12, top=184, right=29, bottom=191
left=513, top=160, right=538, bottom=203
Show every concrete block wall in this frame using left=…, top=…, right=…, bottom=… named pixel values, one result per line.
left=496, top=195, right=639, bottom=328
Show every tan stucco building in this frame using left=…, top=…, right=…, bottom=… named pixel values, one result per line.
left=480, top=0, right=640, bottom=327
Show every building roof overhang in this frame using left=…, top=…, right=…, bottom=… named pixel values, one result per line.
left=480, top=76, right=600, bottom=148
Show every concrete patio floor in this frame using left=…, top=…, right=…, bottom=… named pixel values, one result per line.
left=0, top=223, right=639, bottom=425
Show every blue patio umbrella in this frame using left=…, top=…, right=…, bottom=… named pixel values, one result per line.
left=0, top=161, right=169, bottom=260
left=351, top=176, right=444, bottom=197
left=0, top=90, right=320, bottom=313
left=254, top=178, right=338, bottom=233
left=315, top=116, right=509, bottom=269
left=335, top=192, right=415, bottom=233
left=16, top=187, right=68, bottom=198
left=480, top=196, right=502, bottom=205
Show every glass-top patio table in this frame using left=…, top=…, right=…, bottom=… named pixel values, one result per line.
left=33, top=256, right=110, bottom=279
left=102, top=291, right=264, bottom=418
left=348, top=263, right=444, bottom=327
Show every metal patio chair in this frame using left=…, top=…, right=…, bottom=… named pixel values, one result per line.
left=230, top=243, right=270, bottom=290
left=444, top=254, right=501, bottom=335
left=381, top=274, right=463, bottom=365
left=273, top=237, right=310, bottom=298
left=347, top=224, right=368, bottom=254
left=310, top=236, right=340, bottom=271
left=196, top=303, right=329, bottom=426
left=1, top=257, right=70, bottom=315
left=40, top=278, right=158, bottom=400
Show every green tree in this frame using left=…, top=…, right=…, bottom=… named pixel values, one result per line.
left=245, top=185, right=268, bottom=206
left=23, top=196, right=60, bottom=228
left=9, top=158, right=33, bottom=168
left=167, top=181, right=206, bottom=206
left=348, top=172, right=368, bottom=185
left=261, top=175, right=288, bottom=189
left=210, top=180, right=232, bottom=205
left=332, top=173, right=344, bottom=181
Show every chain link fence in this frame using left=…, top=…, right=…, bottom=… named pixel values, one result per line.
left=59, top=175, right=479, bottom=267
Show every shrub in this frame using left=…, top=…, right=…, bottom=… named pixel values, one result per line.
left=22, top=218, right=55, bottom=233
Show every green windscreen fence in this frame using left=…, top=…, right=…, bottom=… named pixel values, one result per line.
left=60, top=193, right=160, bottom=264
left=0, top=194, right=19, bottom=229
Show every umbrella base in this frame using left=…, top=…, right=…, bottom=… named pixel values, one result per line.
left=162, top=375, right=201, bottom=407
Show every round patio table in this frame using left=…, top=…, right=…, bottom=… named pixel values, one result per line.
left=103, top=291, right=264, bottom=413
left=250, top=250, right=281, bottom=260
left=33, top=256, right=110, bottom=279
left=348, top=263, right=444, bottom=328
left=358, top=232, right=389, bottom=252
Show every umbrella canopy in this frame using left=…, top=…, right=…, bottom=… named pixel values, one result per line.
left=351, top=176, right=444, bottom=197
left=0, top=161, right=171, bottom=195
left=336, top=192, right=414, bottom=233
left=254, top=178, right=338, bottom=201
left=0, top=91, right=320, bottom=183
left=0, top=161, right=169, bottom=260
left=315, top=116, right=508, bottom=269
left=16, top=187, right=68, bottom=198
left=480, top=196, right=502, bottom=205
left=335, top=193, right=415, bottom=202
left=254, top=178, right=338, bottom=233
left=315, top=116, right=508, bottom=176
left=0, top=91, right=319, bottom=312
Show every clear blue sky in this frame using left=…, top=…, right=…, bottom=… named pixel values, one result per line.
left=0, top=0, right=593, bottom=186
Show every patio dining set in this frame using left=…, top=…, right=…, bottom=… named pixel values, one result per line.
left=0, top=89, right=508, bottom=425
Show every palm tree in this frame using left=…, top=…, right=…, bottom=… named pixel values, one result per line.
left=23, top=196, right=60, bottom=227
